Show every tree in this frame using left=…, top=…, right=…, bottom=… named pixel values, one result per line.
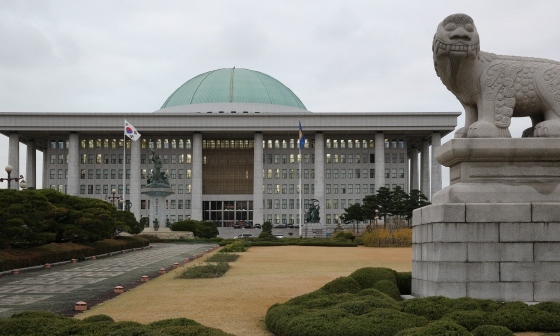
left=375, top=187, right=393, bottom=224
left=362, top=194, right=379, bottom=225
left=389, top=186, right=409, bottom=221
left=262, top=221, right=273, bottom=234
left=404, top=189, right=430, bottom=223
left=340, top=203, right=364, bottom=234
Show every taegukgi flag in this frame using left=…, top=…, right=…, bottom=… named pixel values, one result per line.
left=124, top=119, right=141, bottom=141
left=298, top=120, right=305, bottom=149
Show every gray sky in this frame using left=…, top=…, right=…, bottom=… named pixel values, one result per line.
left=1, top=0, right=559, bottom=189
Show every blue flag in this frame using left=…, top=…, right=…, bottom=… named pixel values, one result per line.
left=298, top=121, right=305, bottom=149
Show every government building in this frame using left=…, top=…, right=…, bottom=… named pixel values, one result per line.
left=0, top=68, right=459, bottom=227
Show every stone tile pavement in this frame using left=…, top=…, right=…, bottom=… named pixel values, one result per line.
left=0, top=243, right=216, bottom=318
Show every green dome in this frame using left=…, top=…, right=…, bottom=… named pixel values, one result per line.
left=161, top=68, right=306, bottom=110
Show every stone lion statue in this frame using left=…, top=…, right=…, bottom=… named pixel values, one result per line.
left=434, top=13, right=560, bottom=138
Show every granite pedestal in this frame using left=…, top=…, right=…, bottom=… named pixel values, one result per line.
left=412, top=139, right=560, bottom=302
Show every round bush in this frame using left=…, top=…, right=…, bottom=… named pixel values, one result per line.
left=396, top=320, right=471, bottom=336
left=449, top=297, right=483, bottom=312
left=357, top=288, right=394, bottom=300
left=396, top=272, right=412, bottom=295
left=534, top=301, right=560, bottom=316
left=148, top=317, right=201, bottom=329
left=336, top=300, right=375, bottom=315
left=81, top=314, right=115, bottom=323
left=349, top=267, right=397, bottom=289
left=471, top=325, right=514, bottom=336
left=354, top=296, right=400, bottom=310
left=321, top=276, right=361, bottom=294
left=489, top=305, right=560, bottom=332
left=373, top=280, right=402, bottom=301
left=442, top=310, right=488, bottom=331
left=400, top=296, right=454, bottom=320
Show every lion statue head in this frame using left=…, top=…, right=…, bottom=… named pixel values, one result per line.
left=433, top=13, right=480, bottom=60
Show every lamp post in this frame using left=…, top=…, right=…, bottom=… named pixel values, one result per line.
left=105, top=189, right=121, bottom=207
left=0, top=165, right=25, bottom=189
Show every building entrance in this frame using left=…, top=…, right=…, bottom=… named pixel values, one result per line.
left=203, top=200, right=253, bottom=227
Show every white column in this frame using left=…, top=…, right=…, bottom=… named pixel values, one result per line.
left=314, top=132, right=325, bottom=221
left=67, top=133, right=80, bottom=195
left=410, top=147, right=419, bottom=192
left=374, top=132, right=385, bottom=192
left=420, top=140, right=430, bottom=197
left=430, top=132, right=442, bottom=199
left=253, top=132, right=263, bottom=225
left=8, top=133, right=19, bottom=189
left=26, top=141, right=36, bottom=189
left=130, top=139, right=141, bottom=220
left=42, top=149, right=48, bottom=189
left=191, top=133, right=203, bottom=220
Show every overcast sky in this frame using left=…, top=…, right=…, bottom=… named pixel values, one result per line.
left=1, top=0, right=559, bottom=190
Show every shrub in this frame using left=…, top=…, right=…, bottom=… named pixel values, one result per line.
left=442, top=310, right=489, bottom=331
left=396, top=320, right=471, bottom=336
left=81, top=314, right=115, bottom=323
left=362, top=227, right=412, bottom=247
left=206, top=253, right=239, bottom=263
left=488, top=304, right=560, bottom=332
left=220, top=241, right=248, bottom=252
left=172, top=220, right=197, bottom=232
left=534, top=301, right=560, bottom=316
left=349, top=267, right=397, bottom=289
left=373, top=279, right=402, bottom=301
left=321, top=276, right=362, bottom=294
left=147, top=317, right=201, bottom=329
left=257, top=231, right=278, bottom=241
left=0, top=311, right=78, bottom=336
left=471, top=325, right=514, bottom=336
left=177, top=262, right=230, bottom=279
left=395, top=272, right=412, bottom=295
left=400, top=296, right=454, bottom=320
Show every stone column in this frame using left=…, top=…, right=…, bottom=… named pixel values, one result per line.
left=191, top=133, right=203, bottom=220
left=430, top=132, right=442, bottom=198
left=420, top=140, right=430, bottom=197
left=253, top=132, right=264, bottom=225
left=374, top=132, right=385, bottom=192
left=410, top=147, right=419, bottom=192
left=130, top=138, right=141, bottom=220
left=314, top=132, right=325, bottom=219
left=42, top=149, right=48, bottom=189
left=67, top=133, right=80, bottom=195
left=8, top=133, right=19, bottom=189
left=26, top=141, right=36, bottom=189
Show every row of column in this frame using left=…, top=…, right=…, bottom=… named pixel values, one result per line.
left=6, top=131, right=442, bottom=221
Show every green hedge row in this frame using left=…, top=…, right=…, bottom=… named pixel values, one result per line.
left=218, top=237, right=357, bottom=247
left=0, top=311, right=234, bottom=336
left=0, top=236, right=149, bottom=271
left=265, top=267, right=560, bottom=335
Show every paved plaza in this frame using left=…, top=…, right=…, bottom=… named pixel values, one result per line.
left=0, top=243, right=215, bottom=318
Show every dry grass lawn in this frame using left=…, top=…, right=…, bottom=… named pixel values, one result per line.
left=77, top=245, right=543, bottom=336
left=78, top=246, right=411, bottom=335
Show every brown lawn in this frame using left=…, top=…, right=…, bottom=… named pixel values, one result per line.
left=78, top=246, right=411, bottom=335
left=77, top=245, right=543, bottom=336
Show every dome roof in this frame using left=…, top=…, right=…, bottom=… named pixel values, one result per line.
left=161, top=68, right=306, bottom=110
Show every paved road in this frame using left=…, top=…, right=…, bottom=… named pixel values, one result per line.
left=0, top=243, right=215, bottom=318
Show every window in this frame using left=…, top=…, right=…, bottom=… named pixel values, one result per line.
left=185, top=200, right=191, bottom=209
left=326, top=199, right=332, bottom=209
left=370, top=169, right=375, bottom=178
left=304, top=184, right=309, bottom=194
left=81, top=154, right=87, bottom=164
left=333, top=169, right=338, bottom=179
left=326, top=154, right=331, bottom=163
left=392, top=139, right=397, bottom=148
left=384, top=139, right=390, bottom=148
left=81, top=169, right=86, bottom=179
left=399, top=168, right=405, bottom=178
left=274, top=154, right=280, bottom=164
left=326, top=169, right=331, bottom=179
left=267, top=199, right=272, bottom=209
left=289, top=199, right=294, bottom=209
left=333, top=184, right=338, bottom=194
left=385, top=153, right=390, bottom=163
left=96, top=169, right=101, bottom=179
left=80, top=185, right=85, bottom=194
left=304, top=169, right=309, bottom=179
left=282, top=184, right=287, bottom=194
left=341, top=184, right=346, bottom=194
left=50, top=169, right=55, bottom=179
left=326, top=139, right=331, bottom=148
left=88, top=169, right=94, bottom=179
left=88, top=185, right=93, bottom=194
left=178, top=200, right=183, bottom=209
left=340, top=170, right=346, bottom=179
left=326, top=184, right=331, bottom=194
left=178, top=184, right=183, bottom=194
left=275, top=184, right=280, bottom=194
left=385, top=169, right=390, bottom=178
left=282, top=169, right=287, bottom=179
left=348, top=154, right=353, bottom=163
left=186, top=185, right=192, bottom=193
left=333, top=199, right=338, bottom=209
left=111, top=169, right=116, bottom=179
left=392, top=168, right=397, bottom=178
left=355, top=169, right=360, bottom=178
left=275, top=169, right=280, bottom=179
left=267, top=184, right=273, bottom=194
left=282, top=199, right=287, bottom=209
left=348, top=169, right=353, bottom=178
left=399, top=139, right=404, bottom=148
left=95, top=185, right=101, bottom=194
left=289, top=184, right=294, bottom=194
left=282, top=154, right=287, bottom=164
left=59, top=140, right=66, bottom=149
left=186, top=169, right=192, bottom=178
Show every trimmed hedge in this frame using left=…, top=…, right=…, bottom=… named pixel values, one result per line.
left=349, top=267, right=397, bottom=289
left=265, top=266, right=560, bottom=336
left=396, top=271, right=412, bottom=295
left=0, top=236, right=149, bottom=271
left=0, top=312, right=234, bottom=336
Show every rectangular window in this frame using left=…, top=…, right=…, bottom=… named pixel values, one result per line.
left=178, top=200, right=183, bottom=209
left=348, top=185, right=353, bottom=194
left=96, top=169, right=101, bottom=179
left=186, top=169, right=192, bottom=178
left=370, top=169, right=375, bottom=178
left=333, top=184, right=338, bottom=194
left=370, top=154, right=375, bottom=163
left=186, top=185, right=192, bottom=193
left=340, top=170, right=346, bottom=179
left=50, top=169, right=55, bottom=179
left=282, top=184, right=287, bottom=194
left=111, top=169, right=116, bottom=179
left=348, top=169, right=353, bottom=178
left=348, top=154, right=353, bottom=163
left=400, top=153, right=405, bottom=163
left=282, top=199, right=287, bottom=209
left=333, top=169, right=338, bottom=179
left=178, top=184, right=183, bottom=194
left=289, top=184, right=294, bottom=194
left=326, top=154, right=331, bottom=164
left=95, top=185, right=101, bottom=194
left=385, top=153, right=390, bottom=163
left=57, top=169, right=65, bottom=179
left=385, top=169, right=390, bottom=178
left=326, top=199, right=332, bottom=209
left=80, top=185, right=85, bottom=194
left=185, top=200, right=191, bottom=209
left=88, top=169, right=94, bottom=179
left=370, top=184, right=376, bottom=194
left=326, top=169, right=331, bottom=179
left=326, top=184, right=331, bottom=194
left=88, top=185, right=93, bottom=194
left=355, top=169, right=360, bottom=178
left=289, top=199, right=294, bottom=209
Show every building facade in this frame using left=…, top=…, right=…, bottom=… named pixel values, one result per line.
left=0, top=68, right=459, bottom=227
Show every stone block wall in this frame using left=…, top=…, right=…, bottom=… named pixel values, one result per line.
left=412, top=202, right=560, bottom=302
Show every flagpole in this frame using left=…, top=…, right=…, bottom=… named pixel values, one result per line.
left=299, top=144, right=302, bottom=237
left=122, top=118, right=126, bottom=211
